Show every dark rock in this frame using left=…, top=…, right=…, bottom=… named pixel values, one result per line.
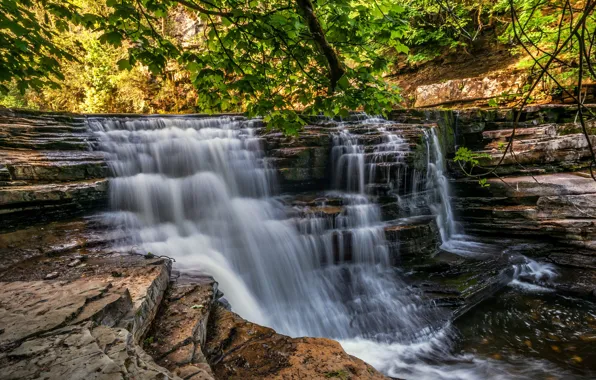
left=0, top=109, right=108, bottom=230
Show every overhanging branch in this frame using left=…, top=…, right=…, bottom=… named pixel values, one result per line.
left=295, top=0, right=345, bottom=93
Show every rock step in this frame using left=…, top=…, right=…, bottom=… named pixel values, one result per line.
left=0, top=179, right=108, bottom=230
left=0, top=179, right=108, bottom=206
left=0, top=124, right=89, bottom=134
left=0, top=137, right=92, bottom=151
left=2, top=161, right=108, bottom=182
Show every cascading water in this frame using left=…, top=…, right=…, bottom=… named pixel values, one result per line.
left=90, top=115, right=441, bottom=343
left=425, top=129, right=458, bottom=243
left=423, top=128, right=499, bottom=257
left=89, top=115, right=580, bottom=380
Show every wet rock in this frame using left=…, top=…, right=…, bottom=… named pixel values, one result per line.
left=452, top=173, right=596, bottom=255
left=385, top=217, right=441, bottom=263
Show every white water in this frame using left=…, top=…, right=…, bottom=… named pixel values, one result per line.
left=510, top=257, right=558, bottom=292
left=425, top=128, right=458, bottom=243
left=89, top=116, right=571, bottom=379
left=90, top=116, right=441, bottom=343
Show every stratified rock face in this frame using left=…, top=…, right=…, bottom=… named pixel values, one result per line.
left=204, top=303, right=387, bottom=380
left=391, top=105, right=596, bottom=262
left=260, top=126, right=332, bottom=192
left=0, top=109, right=108, bottom=230
left=453, top=173, right=596, bottom=261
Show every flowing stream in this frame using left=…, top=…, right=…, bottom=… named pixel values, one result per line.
left=89, top=115, right=592, bottom=379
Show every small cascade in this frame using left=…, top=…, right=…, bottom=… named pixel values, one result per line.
left=424, top=128, right=458, bottom=243
left=510, top=256, right=558, bottom=292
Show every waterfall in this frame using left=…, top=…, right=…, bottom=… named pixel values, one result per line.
left=425, top=128, right=457, bottom=244
left=424, top=128, right=494, bottom=257
left=87, top=115, right=572, bottom=380
left=89, top=116, right=441, bottom=343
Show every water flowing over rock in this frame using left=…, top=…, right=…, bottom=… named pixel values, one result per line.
left=89, top=115, right=447, bottom=344
left=1, top=105, right=595, bottom=379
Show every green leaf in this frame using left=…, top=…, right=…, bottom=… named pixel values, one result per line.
left=99, top=31, right=123, bottom=47
left=337, top=75, right=350, bottom=91
left=117, top=58, right=132, bottom=70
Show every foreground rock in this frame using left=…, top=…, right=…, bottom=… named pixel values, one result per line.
left=205, top=304, right=387, bottom=379
left=0, top=254, right=175, bottom=379
left=144, top=278, right=217, bottom=380
left=143, top=277, right=387, bottom=380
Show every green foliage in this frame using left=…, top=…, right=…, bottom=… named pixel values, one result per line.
left=0, top=0, right=409, bottom=133
left=478, top=178, right=490, bottom=188
left=0, top=0, right=80, bottom=93
left=399, top=0, right=510, bottom=64
left=454, top=147, right=492, bottom=167
left=454, top=147, right=492, bottom=186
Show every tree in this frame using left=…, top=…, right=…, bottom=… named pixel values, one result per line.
left=0, top=0, right=408, bottom=132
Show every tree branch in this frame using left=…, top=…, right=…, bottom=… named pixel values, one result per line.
left=295, top=0, right=345, bottom=94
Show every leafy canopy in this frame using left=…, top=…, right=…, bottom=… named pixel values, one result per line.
left=0, top=0, right=409, bottom=132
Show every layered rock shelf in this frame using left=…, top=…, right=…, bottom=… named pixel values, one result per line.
left=0, top=109, right=108, bottom=230
left=391, top=105, right=596, bottom=260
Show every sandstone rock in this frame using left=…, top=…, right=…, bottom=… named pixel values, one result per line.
left=204, top=304, right=387, bottom=379
left=414, top=71, right=527, bottom=108
left=144, top=277, right=217, bottom=380
left=0, top=254, right=178, bottom=380
left=0, top=324, right=179, bottom=380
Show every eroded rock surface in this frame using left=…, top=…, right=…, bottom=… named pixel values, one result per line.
left=0, top=252, right=176, bottom=380
left=144, top=278, right=218, bottom=380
